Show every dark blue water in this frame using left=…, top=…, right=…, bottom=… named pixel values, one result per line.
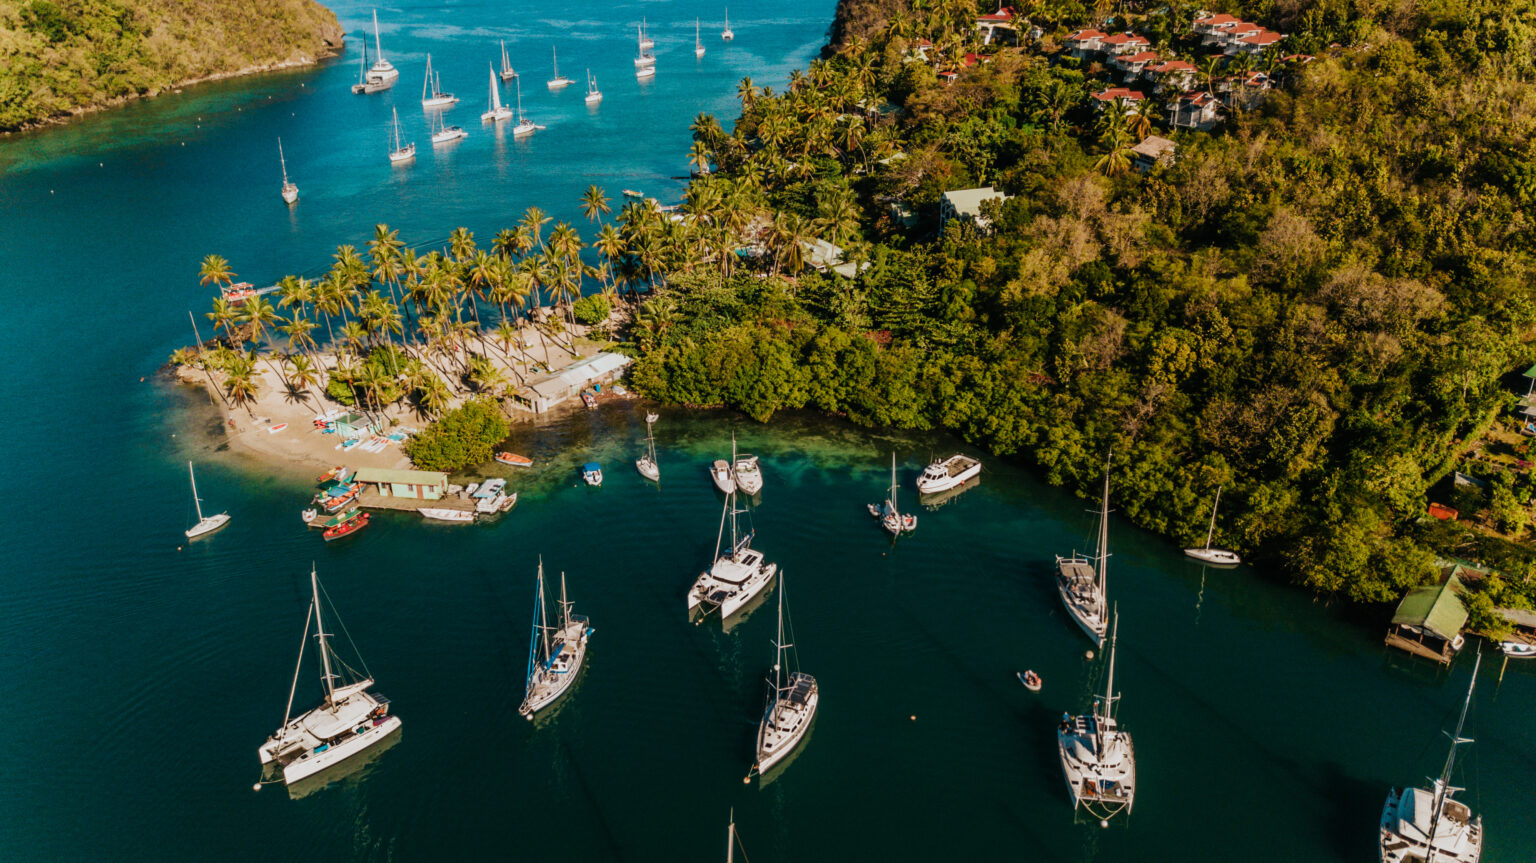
left=1, top=2, right=1533, bottom=861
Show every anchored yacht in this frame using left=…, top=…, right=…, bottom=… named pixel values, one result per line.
left=1057, top=610, right=1135, bottom=818
left=688, top=481, right=776, bottom=620
left=518, top=563, right=593, bottom=719
left=1184, top=485, right=1241, bottom=565
left=754, top=574, right=817, bottom=775
left=1056, top=453, right=1112, bottom=646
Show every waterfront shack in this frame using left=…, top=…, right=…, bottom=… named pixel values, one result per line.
left=1384, top=571, right=1469, bottom=664
left=353, top=467, right=448, bottom=501
left=333, top=413, right=372, bottom=439
left=514, top=352, right=633, bottom=413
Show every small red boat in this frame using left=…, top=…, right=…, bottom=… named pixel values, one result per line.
left=581, top=391, right=598, bottom=409
left=323, top=511, right=370, bottom=541
left=496, top=452, right=533, bottom=467
left=317, top=466, right=345, bottom=482
left=321, top=485, right=361, bottom=513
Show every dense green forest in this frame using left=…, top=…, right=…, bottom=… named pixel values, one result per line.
left=0, top=0, right=342, bottom=131
left=620, top=0, right=1536, bottom=615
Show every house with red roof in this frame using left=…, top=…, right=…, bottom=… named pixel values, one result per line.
left=1099, top=33, right=1151, bottom=55
left=1064, top=29, right=1107, bottom=58
left=976, top=5, right=1019, bottom=45
left=1168, top=91, right=1221, bottom=130
left=1228, top=30, right=1284, bottom=55
left=1146, top=60, right=1197, bottom=91
left=1112, top=51, right=1159, bottom=75
left=1091, top=87, right=1146, bottom=110
left=1193, top=13, right=1243, bottom=43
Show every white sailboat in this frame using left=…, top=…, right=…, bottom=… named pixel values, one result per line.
left=481, top=65, right=512, bottom=122
left=547, top=46, right=573, bottom=89
left=499, top=39, right=518, bottom=82
left=365, top=10, right=398, bottom=85
left=512, top=77, right=538, bottom=137
left=636, top=412, right=660, bottom=481
left=350, top=39, right=381, bottom=94
left=431, top=109, right=466, bottom=145
left=732, top=434, right=763, bottom=495
left=634, top=24, right=656, bottom=70
left=257, top=567, right=401, bottom=786
left=1183, top=485, right=1241, bottom=565
left=639, top=18, right=654, bottom=52
left=722, top=7, right=734, bottom=41
left=868, top=453, right=916, bottom=534
left=421, top=54, right=459, bottom=109
left=695, top=19, right=706, bottom=58
left=754, top=574, right=817, bottom=775
left=388, top=107, right=416, bottom=163
left=724, top=810, right=744, bottom=862
left=1380, top=650, right=1484, bottom=863
left=1057, top=610, right=1136, bottom=817
left=688, top=475, right=777, bottom=620
left=1056, top=453, right=1111, bottom=646
left=518, top=562, right=593, bottom=720
left=277, top=138, right=298, bottom=204
left=184, top=461, right=230, bottom=539
left=584, top=69, right=603, bottom=106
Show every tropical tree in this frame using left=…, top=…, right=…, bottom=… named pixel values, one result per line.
left=580, top=185, right=611, bottom=224
left=199, top=254, right=234, bottom=290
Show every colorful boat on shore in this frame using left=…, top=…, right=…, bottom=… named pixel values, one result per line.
left=581, top=391, right=598, bottom=409
left=319, top=483, right=362, bottom=513
left=496, top=452, right=533, bottom=467
left=323, top=511, right=370, bottom=541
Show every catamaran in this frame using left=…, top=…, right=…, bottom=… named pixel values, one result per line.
left=547, top=46, right=573, bottom=89
left=754, top=574, right=817, bottom=775
left=431, top=109, right=466, bottom=145
left=421, top=54, right=458, bottom=109
left=349, top=39, right=390, bottom=94
left=722, top=7, right=734, bottom=41
left=365, top=10, right=398, bottom=85
left=584, top=69, right=603, bottom=106
left=1057, top=610, right=1136, bottom=818
left=277, top=138, right=298, bottom=204
left=184, top=461, right=230, bottom=539
left=695, top=19, right=706, bottom=57
left=512, top=77, right=538, bottom=137
left=257, top=567, right=400, bottom=786
left=1380, top=651, right=1484, bottom=863
left=388, top=107, right=416, bottom=163
left=481, top=64, right=512, bottom=123
left=1057, top=453, right=1112, bottom=646
left=1183, top=485, right=1240, bottom=565
left=688, top=477, right=776, bottom=620
left=518, top=562, right=593, bottom=719
left=499, top=39, right=518, bottom=81
left=636, top=412, right=660, bottom=481
left=868, top=452, right=916, bottom=534
left=732, top=434, right=763, bottom=495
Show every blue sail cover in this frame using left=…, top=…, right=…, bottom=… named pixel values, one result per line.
left=583, top=462, right=601, bottom=472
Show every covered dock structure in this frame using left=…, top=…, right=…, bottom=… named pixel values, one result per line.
left=514, top=352, right=633, bottom=414
left=352, top=467, right=449, bottom=501
left=1385, top=571, right=1469, bottom=665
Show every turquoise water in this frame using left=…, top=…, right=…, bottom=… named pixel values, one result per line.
left=2, top=1, right=1535, bottom=860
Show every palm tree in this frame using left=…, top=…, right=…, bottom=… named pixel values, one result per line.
left=206, top=297, right=238, bottom=346
left=520, top=206, right=552, bottom=251
left=285, top=352, right=321, bottom=410
left=223, top=352, right=260, bottom=416
left=1094, top=125, right=1135, bottom=176
left=580, top=185, right=611, bottom=224
left=737, top=76, right=756, bottom=112
left=1127, top=102, right=1152, bottom=139
left=594, top=224, right=627, bottom=297
left=449, top=227, right=477, bottom=263
left=688, top=141, right=713, bottom=175
left=1199, top=55, right=1224, bottom=98
left=492, top=228, right=521, bottom=261
left=199, top=254, right=234, bottom=290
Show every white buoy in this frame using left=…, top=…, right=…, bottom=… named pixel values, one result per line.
left=1099, top=819, right=1109, bottom=828
left=742, top=776, right=750, bottom=784
left=253, top=783, right=262, bottom=791
left=909, top=714, right=916, bottom=721
left=1086, top=650, right=1095, bottom=660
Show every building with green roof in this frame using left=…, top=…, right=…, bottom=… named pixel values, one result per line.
left=1384, top=570, right=1469, bottom=664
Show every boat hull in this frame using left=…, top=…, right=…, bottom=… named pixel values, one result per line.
left=757, top=681, right=817, bottom=774
left=637, top=458, right=660, bottom=481
left=1057, top=724, right=1135, bottom=817
left=519, top=623, right=591, bottom=719
left=281, top=714, right=402, bottom=785
left=1055, top=557, right=1107, bottom=647
left=1499, top=641, right=1536, bottom=659
left=185, top=513, right=231, bottom=539
left=1184, top=547, right=1241, bottom=566
left=710, top=464, right=735, bottom=493
left=916, top=456, right=981, bottom=493
left=419, top=508, right=473, bottom=523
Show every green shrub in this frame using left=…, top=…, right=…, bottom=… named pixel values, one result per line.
left=403, top=398, right=509, bottom=472
left=573, top=293, right=612, bottom=326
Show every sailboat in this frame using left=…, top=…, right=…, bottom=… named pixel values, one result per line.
left=349, top=39, right=379, bottom=94
left=481, top=65, right=512, bottom=122
left=1056, top=453, right=1112, bottom=646
left=584, top=69, right=603, bottom=106
left=1057, top=610, right=1136, bottom=817
left=688, top=471, right=777, bottom=620
left=868, top=453, right=917, bottom=534
left=365, top=10, right=399, bottom=86
left=722, top=7, right=734, bottom=41
left=518, top=562, right=593, bottom=720
left=421, top=54, right=458, bottom=109
left=547, top=46, right=573, bottom=89
left=639, top=18, right=654, bottom=52
left=512, top=77, right=538, bottom=137
left=634, top=24, right=656, bottom=74
left=695, top=19, right=706, bottom=58
left=431, top=109, right=466, bottom=145
left=1183, top=485, right=1240, bottom=565
left=1380, top=651, right=1484, bottom=863
left=754, top=574, right=817, bottom=775
left=499, top=39, right=518, bottom=81
left=257, top=566, right=401, bottom=786
left=636, top=412, right=660, bottom=481
left=732, top=434, right=763, bottom=495
left=184, top=461, right=230, bottom=539
left=388, top=107, right=416, bottom=163
left=277, top=138, right=298, bottom=204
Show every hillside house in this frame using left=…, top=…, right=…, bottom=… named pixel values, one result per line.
left=1146, top=60, right=1197, bottom=91
left=975, top=5, right=1018, bottom=44
left=1129, top=135, right=1177, bottom=172
left=1168, top=91, right=1221, bottom=130
left=1099, top=33, right=1151, bottom=55
left=1064, top=29, right=1107, bottom=57
left=1091, top=87, right=1146, bottom=110
left=940, top=186, right=1010, bottom=234
left=1113, top=51, right=1159, bottom=76
left=1193, top=13, right=1243, bottom=43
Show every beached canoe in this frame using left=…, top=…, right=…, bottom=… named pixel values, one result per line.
left=496, top=452, right=533, bottom=467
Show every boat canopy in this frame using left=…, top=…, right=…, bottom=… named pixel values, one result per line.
left=1390, top=573, right=1469, bottom=640
left=583, top=462, right=601, bottom=472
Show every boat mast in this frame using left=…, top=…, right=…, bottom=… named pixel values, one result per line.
left=1204, top=485, right=1221, bottom=551
left=552, top=46, right=559, bottom=78
left=560, top=571, right=571, bottom=631
left=726, top=809, right=736, bottom=863
left=312, top=567, right=338, bottom=703
left=1425, top=650, right=1481, bottom=862
left=488, top=65, right=499, bottom=111
left=890, top=452, right=899, bottom=512
left=524, top=560, right=544, bottom=698
left=538, top=566, right=551, bottom=664
left=423, top=55, right=432, bottom=99
left=1096, top=452, right=1112, bottom=597
left=187, top=462, right=205, bottom=522
left=1097, top=610, right=1120, bottom=752
left=728, top=432, right=741, bottom=549
left=771, top=575, right=790, bottom=695
left=278, top=139, right=289, bottom=184
left=372, top=9, right=384, bottom=62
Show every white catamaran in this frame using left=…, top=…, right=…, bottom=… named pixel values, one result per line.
left=277, top=138, right=298, bottom=204
left=636, top=412, right=660, bottom=481
left=868, top=452, right=917, bottom=534
left=481, top=64, right=512, bottom=123
left=388, top=107, right=416, bottom=163
left=754, top=574, right=817, bottom=775
left=1057, top=610, right=1136, bottom=818
left=722, top=7, right=734, bottom=41
left=184, top=461, right=230, bottom=539
left=1380, top=651, right=1484, bottom=863
left=257, top=567, right=401, bottom=786
left=421, top=54, right=459, bottom=109
left=499, top=39, right=518, bottom=81
left=518, top=562, right=593, bottom=720
left=1184, top=485, right=1241, bottom=565
left=547, top=46, right=573, bottom=89
left=688, top=477, right=777, bottom=620
left=1056, top=454, right=1112, bottom=646
left=363, top=10, right=398, bottom=87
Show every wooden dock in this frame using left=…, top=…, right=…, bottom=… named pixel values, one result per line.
left=356, top=487, right=477, bottom=514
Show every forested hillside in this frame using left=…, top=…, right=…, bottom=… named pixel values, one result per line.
left=619, top=0, right=1536, bottom=614
left=0, top=0, right=343, bottom=131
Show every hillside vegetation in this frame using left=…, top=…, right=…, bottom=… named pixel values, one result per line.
left=0, top=0, right=343, bottom=131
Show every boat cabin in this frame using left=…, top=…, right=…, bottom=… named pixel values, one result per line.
left=353, top=467, right=449, bottom=501
left=1385, top=572, right=1469, bottom=665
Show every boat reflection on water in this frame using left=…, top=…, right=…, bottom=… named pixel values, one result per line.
left=280, top=725, right=403, bottom=800
left=917, top=476, right=980, bottom=510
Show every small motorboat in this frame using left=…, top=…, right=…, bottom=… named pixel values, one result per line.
left=317, top=466, right=345, bottom=483
left=420, top=508, right=475, bottom=523
left=323, top=511, right=370, bottom=541
left=1499, top=641, right=1536, bottom=659
left=581, top=391, right=598, bottom=409
left=884, top=511, right=918, bottom=534
left=301, top=508, right=318, bottom=524
left=1018, top=670, right=1042, bottom=692
left=583, top=462, right=603, bottom=487
left=623, top=188, right=644, bottom=198
left=268, top=423, right=288, bottom=434
left=916, top=454, right=982, bottom=494
left=710, top=459, right=735, bottom=493
left=496, top=451, right=534, bottom=467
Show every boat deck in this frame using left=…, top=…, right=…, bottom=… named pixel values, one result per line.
left=357, top=488, right=477, bottom=514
